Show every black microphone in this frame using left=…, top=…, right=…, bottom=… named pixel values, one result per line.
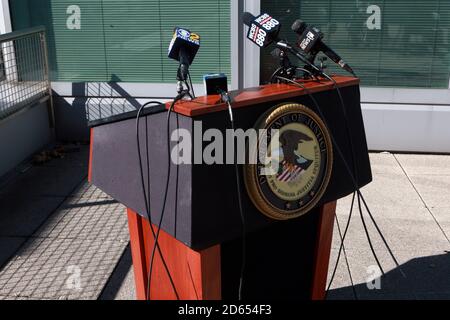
left=242, top=12, right=322, bottom=75
left=242, top=12, right=281, bottom=47
left=168, top=27, right=200, bottom=81
left=291, top=19, right=356, bottom=76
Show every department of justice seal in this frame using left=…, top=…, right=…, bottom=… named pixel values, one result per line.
left=244, top=103, right=333, bottom=220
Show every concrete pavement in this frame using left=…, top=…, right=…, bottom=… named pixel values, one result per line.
left=328, top=152, right=450, bottom=299
left=0, top=144, right=129, bottom=299
left=0, top=148, right=449, bottom=299
left=102, top=152, right=450, bottom=300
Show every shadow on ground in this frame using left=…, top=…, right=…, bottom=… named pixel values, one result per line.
left=0, top=145, right=129, bottom=300
left=328, top=252, right=450, bottom=300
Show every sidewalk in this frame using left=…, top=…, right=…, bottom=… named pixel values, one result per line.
left=0, top=148, right=449, bottom=299
left=329, top=153, right=450, bottom=299
left=0, top=144, right=128, bottom=299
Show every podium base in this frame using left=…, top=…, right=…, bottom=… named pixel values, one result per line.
left=126, top=201, right=336, bottom=300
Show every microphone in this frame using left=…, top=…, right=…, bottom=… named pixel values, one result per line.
left=168, top=27, right=200, bottom=81
left=291, top=19, right=356, bottom=76
left=242, top=12, right=281, bottom=47
left=243, top=12, right=322, bottom=76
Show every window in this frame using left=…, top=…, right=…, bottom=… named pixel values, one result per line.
left=10, top=0, right=231, bottom=83
left=261, top=0, right=450, bottom=88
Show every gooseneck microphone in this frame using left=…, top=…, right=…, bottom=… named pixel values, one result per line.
left=291, top=19, right=356, bottom=76
left=168, top=27, right=200, bottom=81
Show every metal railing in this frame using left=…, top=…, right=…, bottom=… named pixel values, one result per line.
left=0, top=26, right=53, bottom=122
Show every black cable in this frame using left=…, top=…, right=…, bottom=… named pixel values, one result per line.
left=269, top=65, right=319, bottom=84
left=146, top=91, right=190, bottom=300
left=358, top=187, right=406, bottom=278
left=333, top=207, right=357, bottom=300
left=294, top=67, right=321, bottom=81
left=135, top=101, right=180, bottom=300
left=220, top=91, right=246, bottom=300
left=283, top=73, right=406, bottom=279
left=356, top=187, right=384, bottom=273
left=319, top=73, right=387, bottom=284
left=325, top=191, right=357, bottom=298
left=274, top=75, right=389, bottom=284
left=182, top=78, right=195, bottom=100
left=188, top=70, right=196, bottom=98
left=269, top=67, right=284, bottom=84
left=321, top=73, right=405, bottom=278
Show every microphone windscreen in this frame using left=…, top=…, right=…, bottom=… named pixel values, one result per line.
left=291, top=19, right=306, bottom=33
left=242, top=12, right=255, bottom=26
left=168, top=27, right=200, bottom=64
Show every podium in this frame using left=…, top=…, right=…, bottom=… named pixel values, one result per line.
left=88, top=76, right=372, bottom=300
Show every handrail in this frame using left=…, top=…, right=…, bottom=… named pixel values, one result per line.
left=0, top=26, right=46, bottom=43
left=0, top=26, right=53, bottom=123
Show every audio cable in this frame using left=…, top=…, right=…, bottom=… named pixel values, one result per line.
left=318, top=72, right=386, bottom=292
left=187, top=70, right=196, bottom=99
left=219, top=89, right=247, bottom=301
left=135, top=101, right=180, bottom=300
left=144, top=89, right=192, bottom=300
left=273, top=50, right=394, bottom=290
left=274, top=75, right=405, bottom=296
left=321, top=73, right=405, bottom=278
left=333, top=200, right=357, bottom=299
left=275, top=75, right=381, bottom=292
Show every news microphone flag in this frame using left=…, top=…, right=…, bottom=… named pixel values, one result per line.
left=243, top=12, right=281, bottom=48
left=168, top=27, right=200, bottom=65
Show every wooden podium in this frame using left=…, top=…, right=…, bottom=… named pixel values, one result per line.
left=88, top=76, right=372, bottom=300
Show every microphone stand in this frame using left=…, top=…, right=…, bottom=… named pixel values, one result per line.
left=176, top=65, right=194, bottom=99
left=270, top=41, right=322, bottom=83
left=275, top=41, right=323, bottom=76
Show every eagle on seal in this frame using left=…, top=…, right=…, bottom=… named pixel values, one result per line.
left=276, top=129, right=314, bottom=182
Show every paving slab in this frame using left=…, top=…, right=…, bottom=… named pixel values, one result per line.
left=340, top=246, right=449, bottom=288
left=0, top=237, right=26, bottom=269
left=68, top=182, right=113, bottom=202
left=0, top=236, right=127, bottom=299
left=407, top=174, right=450, bottom=208
left=0, top=165, right=87, bottom=198
left=331, top=213, right=450, bottom=253
left=0, top=295, right=33, bottom=300
left=40, top=145, right=89, bottom=169
left=0, top=195, right=64, bottom=237
left=99, top=246, right=135, bottom=300
left=337, top=196, right=434, bottom=221
left=34, top=199, right=129, bottom=242
left=428, top=207, right=450, bottom=240
left=32, top=180, right=128, bottom=242
left=356, top=252, right=450, bottom=298
left=336, top=173, right=424, bottom=214
left=325, top=246, right=357, bottom=300
left=431, top=207, right=450, bottom=222
left=344, top=249, right=450, bottom=299
left=395, top=154, right=450, bottom=176
left=368, top=152, right=405, bottom=175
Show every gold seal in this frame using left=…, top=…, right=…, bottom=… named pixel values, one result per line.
left=244, top=103, right=333, bottom=220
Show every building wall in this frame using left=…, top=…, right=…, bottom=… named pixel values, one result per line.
left=0, top=1, right=53, bottom=177
left=0, top=101, right=53, bottom=177
left=4, top=0, right=450, bottom=152
left=256, top=0, right=450, bottom=153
